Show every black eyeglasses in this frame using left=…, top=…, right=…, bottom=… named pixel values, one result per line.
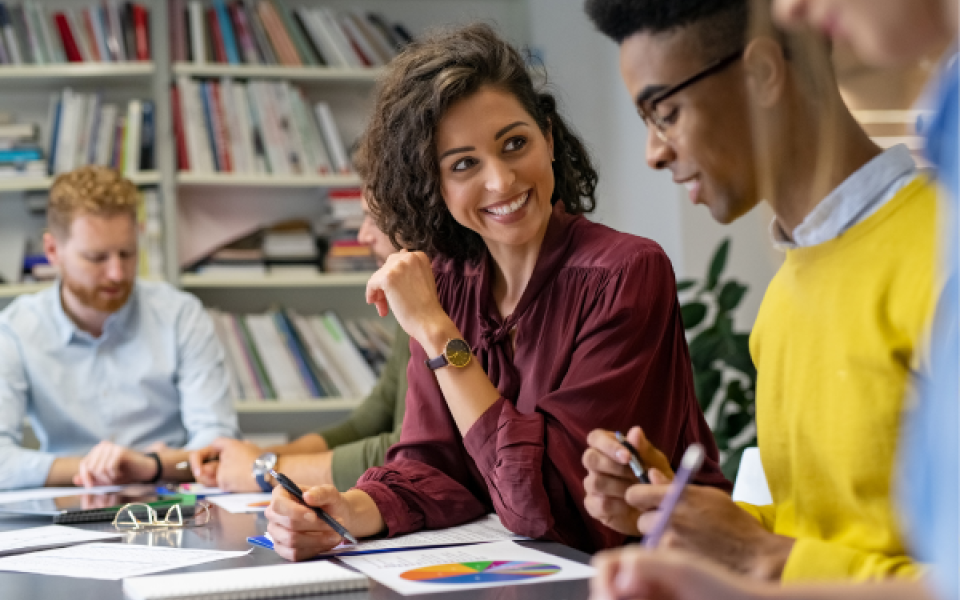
left=640, top=49, right=744, bottom=141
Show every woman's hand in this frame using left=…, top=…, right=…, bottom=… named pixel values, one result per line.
left=582, top=427, right=674, bottom=536
left=266, top=485, right=384, bottom=562
left=365, top=250, right=454, bottom=348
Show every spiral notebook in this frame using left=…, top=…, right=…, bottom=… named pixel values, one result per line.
left=122, top=561, right=369, bottom=600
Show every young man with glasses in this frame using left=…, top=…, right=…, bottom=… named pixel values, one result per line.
left=580, top=0, right=936, bottom=583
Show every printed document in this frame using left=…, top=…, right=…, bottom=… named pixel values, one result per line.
left=0, top=486, right=124, bottom=505
left=338, top=540, right=595, bottom=595
left=321, top=513, right=526, bottom=556
left=0, top=525, right=121, bottom=556
left=0, top=542, right=250, bottom=580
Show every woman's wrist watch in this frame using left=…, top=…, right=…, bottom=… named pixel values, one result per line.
left=425, top=338, right=472, bottom=370
left=252, top=452, right=278, bottom=492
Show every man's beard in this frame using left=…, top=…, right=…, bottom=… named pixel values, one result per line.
left=63, top=274, right=133, bottom=313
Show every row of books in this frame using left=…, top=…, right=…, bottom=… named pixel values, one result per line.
left=171, top=1, right=412, bottom=68
left=47, top=90, right=155, bottom=176
left=0, top=1, right=151, bottom=65
left=173, top=76, right=350, bottom=175
left=209, top=308, right=393, bottom=401
left=0, top=119, right=44, bottom=177
left=195, top=219, right=321, bottom=277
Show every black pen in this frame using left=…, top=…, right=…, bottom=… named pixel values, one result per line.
left=269, top=468, right=359, bottom=545
left=615, top=431, right=651, bottom=484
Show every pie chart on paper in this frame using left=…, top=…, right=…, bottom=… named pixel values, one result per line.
left=400, top=561, right=561, bottom=584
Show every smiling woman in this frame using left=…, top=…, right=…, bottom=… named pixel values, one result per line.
left=263, top=23, right=730, bottom=562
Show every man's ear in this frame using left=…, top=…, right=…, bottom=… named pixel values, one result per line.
left=43, top=230, right=61, bottom=268
left=742, top=37, right=788, bottom=109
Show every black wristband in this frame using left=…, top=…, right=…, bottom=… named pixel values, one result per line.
left=144, top=452, right=163, bottom=484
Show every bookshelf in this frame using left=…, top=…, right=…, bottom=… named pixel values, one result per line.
left=176, top=172, right=362, bottom=188
left=0, top=0, right=532, bottom=433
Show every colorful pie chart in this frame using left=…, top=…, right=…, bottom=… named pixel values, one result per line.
left=400, top=561, right=561, bottom=584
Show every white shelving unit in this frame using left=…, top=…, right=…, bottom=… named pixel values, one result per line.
left=173, top=63, right=382, bottom=82
left=0, top=0, right=532, bottom=436
left=176, top=173, right=363, bottom=189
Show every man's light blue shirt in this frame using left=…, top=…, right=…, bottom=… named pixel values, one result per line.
left=0, top=279, right=239, bottom=489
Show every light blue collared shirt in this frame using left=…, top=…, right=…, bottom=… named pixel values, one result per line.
left=0, top=279, right=239, bottom=489
left=770, top=143, right=918, bottom=249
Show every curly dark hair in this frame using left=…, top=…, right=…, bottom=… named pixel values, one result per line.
left=354, top=23, right=598, bottom=263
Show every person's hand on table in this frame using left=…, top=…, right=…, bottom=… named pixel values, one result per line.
left=591, top=546, right=767, bottom=600
left=73, top=440, right=158, bottom=487
left=190, top=437, right=264, bottom=492
left=582, top=427, right=674, bottom=536
left=266, top=485, right=365, bottom=562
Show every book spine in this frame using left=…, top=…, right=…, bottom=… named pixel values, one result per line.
left=168, top=0, right=186, bottom=63
left=290, top=9, right=325, bottom=66
left=53, top=89, right=77, bottom=173
left=208, top=81, right=233, bottom=172
left=213, top=0, right=240, bottom=64
left=52, top=12, right=81, bottom=62
left=66, top=9, right=93, bottom=62
left=0, top=3, right=24, bottom=64
left=294, top=88, right=330, bottom=174
left=246, top=314, right=308, bottom=400
left=218, top=77, right=248, bottom=173
left=187, top=1, right=205, bottom=65
left=244, top=0, right=275, bottom=64
left=139, top=99, right=154, bottom=171
left=82, top=7, right=104, bottom=61
left=22, top=1, right=46, bottom=64
left=131, top=3, right=149, bottom=61
left=249, top=81, right=287, bottom=174
left=121, top=3, right=136, bottom=64
left=257, top=0, right=299, bottom=66
left=0, top=16, right=9, bottom=64
left=171, top=85, right=190, bottom=171
left=94, top=103, right=118, bottom=166
left=272, top=312, right=324, bottom=397
left=318, top=8, right=362, bottom=68
left=277, top=82, right=308, bottom=175
left=10, top=4, right=34, bottom=64
left=110, top=115, right=124, bottom=169
left=243, top=83, right=268, bottom=173
left=291, top=312, right=348, bottom=397
left=228, top=2, right=256, bottom=64
left=200, top=82, right=222, bottom=171
left=45, top=95, right=62, bottom=174
left=338, top=13, right=378, bottom=67
left=106, top=1, right=126, bottom=61
left=271, top=0, right=316, bottom=65
left=122, top=99, right=142, bottom=175
left=235, top=315, right=273, bottom=399
left=207, top=7, right=227, bottom=63
left=0, top=148, right=43, bottom=162
left=208, top=310, right=246, bottom=400
left=179, top=76, right=215, bottom=172
left=302, top=9, right=348, bottom=68
left=314, top=102, right=350, bottom=173
left=78, top=92, right=100, bottom=166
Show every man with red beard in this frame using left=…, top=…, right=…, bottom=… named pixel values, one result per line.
left=0, top=166, right=238, bottom=490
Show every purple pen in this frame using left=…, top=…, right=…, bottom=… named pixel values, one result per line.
left=642, top=443, right=705, bottom=549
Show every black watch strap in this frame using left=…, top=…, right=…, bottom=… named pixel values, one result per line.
left=144, top=452, right=163, bottom=484
left=424, top=354, right=449, bottom=370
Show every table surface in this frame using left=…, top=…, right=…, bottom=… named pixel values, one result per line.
left=0, top=505, right=593, bottom=600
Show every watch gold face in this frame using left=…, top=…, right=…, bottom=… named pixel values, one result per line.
left=444, top=338, right=472, bottom=368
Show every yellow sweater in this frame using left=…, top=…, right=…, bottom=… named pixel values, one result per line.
left=742, top=177, right=936, bottom=582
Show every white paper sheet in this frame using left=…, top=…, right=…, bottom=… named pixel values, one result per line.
left=0, top=525, right=122, bottom=557
left=321, top=513, right=526, bottom=556
left=0, top=542, right=251, bottom=580
left=208, top=493, right=273, bottom=513
left=338, top=540, right=595, bottom=595
left=0, top=486, right=124, bottom=505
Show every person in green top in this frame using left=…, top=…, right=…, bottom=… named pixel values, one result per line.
left=189, top=196, right=408, bottom=492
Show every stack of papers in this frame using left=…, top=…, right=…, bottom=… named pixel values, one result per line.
left=0, top=525, right=121, bottom=557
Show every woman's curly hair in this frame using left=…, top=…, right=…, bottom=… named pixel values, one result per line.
left=354, top=23, right=598, bottom=263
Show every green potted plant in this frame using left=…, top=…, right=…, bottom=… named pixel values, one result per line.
left=678, top=238, right=757, bottom=480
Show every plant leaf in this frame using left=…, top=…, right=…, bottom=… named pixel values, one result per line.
left=689, top=328, right=724, bottom=371
left=717, top=281, right=748, bottom=311
left=681, top=302, right=708, bottom=329
left=705, top=238, right=730, bottom=291
left=693, top=368, right=723, bottom=412
left=676, top=279, right=697, bottom=292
